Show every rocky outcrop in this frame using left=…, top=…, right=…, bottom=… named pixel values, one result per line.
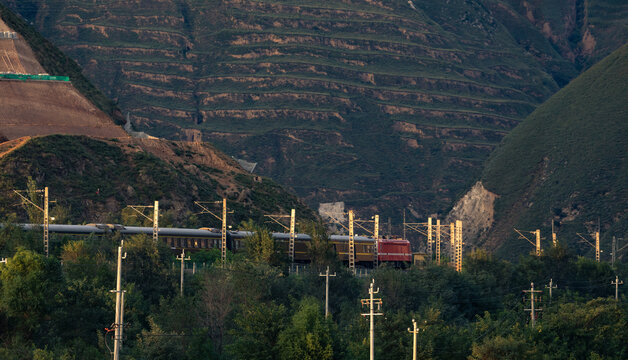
left=446, top=182, right=498, bottom=245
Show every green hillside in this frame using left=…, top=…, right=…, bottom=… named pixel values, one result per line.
left=2, top=0, right=602, bottom=221
left=481, top=42, right=628, bottom=258
left=0, top=135, right=316, bottom=226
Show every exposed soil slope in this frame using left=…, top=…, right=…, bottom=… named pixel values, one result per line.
left=0, top=79, right=128, bottom=139
left=0, top=17, right=127, bottom=140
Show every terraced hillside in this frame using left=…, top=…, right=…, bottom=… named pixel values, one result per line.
left=4, top=0, right=624, bottom=219
left=0, top=135, right=316, bottom=225
left=459, top=43, right=627, bottom=259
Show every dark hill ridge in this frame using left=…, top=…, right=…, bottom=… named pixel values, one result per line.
left=0, top=135, right=316, bottom=226
left=464, top=42, right=627, bottom=259
left=3, top=0, right=625, bottom=221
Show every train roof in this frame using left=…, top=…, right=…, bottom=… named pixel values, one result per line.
left=12, top=224, right=408, bottom=244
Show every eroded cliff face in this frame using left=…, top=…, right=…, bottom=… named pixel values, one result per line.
left=446, top=182, right=498, bottom=245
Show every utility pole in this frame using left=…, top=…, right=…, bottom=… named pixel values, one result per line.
left=265, top=208, right=297, bottom=271
left=43, top=187, right=49, bottom=257
left=126, top=202, right=159, bottom=244
left=595, top=231, right=600, bottom=263
left=612, top=236, right=616, bottom=266
left=195, top=199, right=232, bottom=267
left=551, top=220, right=557, bottom=247
left=373, top=215, right=379, bottom=267
left=319, top=266, right=336, bottom=318
left=455, top=220, right=463, bottom=272
left=545, top=278, right=557, bottom=304
left=407, top=318, right=419, bottom=360
left=435, top=219, right=441, bottom=265
left=535, top=229, right=541, bottom=257
left=14, top=186, right=53, bottom=257
left=110, top=241, right=127, bottom=360
left=177, top=249, right=191, bottom=296
left=427, top=217, right=433, bottom=260
left=576, top=230, right=602, bottom=263
left=361, top=279, right=383, bottom=360
left=523, top=282, right=542, bottom=328
left=221, top=198, right=227, bottom=267
left=611, top=276, right=623, bottom=301
left=450, top=222, right=455, bottom=261
left=153, top=201, right=159, bottom=244
left=403, top=209, right=407, bottom=241
left=349, top=210, right=355, bottom=275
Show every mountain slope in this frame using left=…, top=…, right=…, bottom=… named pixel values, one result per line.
left=0, top=8, right=127, bottom=139
left=0, top=135, right=316, bottom=226
left=1, top=0, right=594, bottom=220
left=472, top=42, right=628, bottom=258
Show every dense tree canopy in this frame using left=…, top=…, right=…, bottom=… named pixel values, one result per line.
left=0, top=224, right=626, bottom=359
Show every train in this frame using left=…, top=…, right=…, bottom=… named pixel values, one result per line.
left=17, top=223, right=413, bottom=267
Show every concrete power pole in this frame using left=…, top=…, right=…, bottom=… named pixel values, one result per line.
left=361, top=279, right=383, bottom=360
left=611, top=276, right=623, bottom=301
left=177, top=249, right=191, bottom=296
left=110, top=241, right=127, bottom=360
left=407, top=319, right=419, bottom=360
left=545, top=278, right=557, bottom=304
left=319, top=266, right=336, bottom=318
left=523, top=282, right=542, bottom=328
left=349, top=210, right=355, bottom=275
